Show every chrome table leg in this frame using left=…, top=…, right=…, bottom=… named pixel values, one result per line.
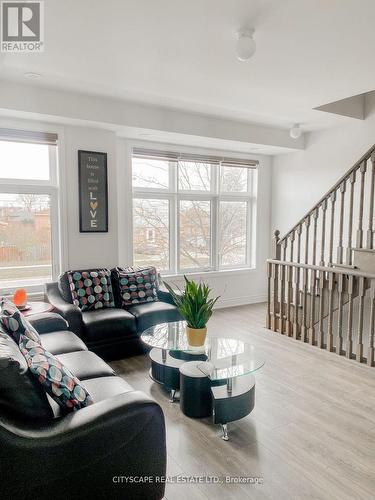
left=221, top=423, right=229, bottom=441
left=169, top=389, right=176, bottom=403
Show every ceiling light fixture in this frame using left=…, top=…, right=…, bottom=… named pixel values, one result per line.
left=289, top=123, right=302, bottom=139
left=24, top=72, right=42, bottom=80
left=235, top=29, right=256, bottom=61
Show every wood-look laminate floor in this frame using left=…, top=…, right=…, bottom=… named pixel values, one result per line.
left=110, top=303, right=375, bottom=500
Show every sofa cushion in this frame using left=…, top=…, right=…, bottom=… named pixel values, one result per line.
left=40, top=330, right=88, bottom=355
left=0, top=298, right=41, bottom=343
left=83, top=376, right=133, bottom=403
left=127, top=301, right=181, bottom=334
left=19, top=334, right=93, bottom=413
left=0, top=332, right=53, bottom=420
left=68, top=269, right=115, bottom=311
left=56, top=351, right=115, bottom=380
left=28, top=312, right=69, bottom=334
left=82, top=308, right=137, bottom=342
left=112, top=266, right=158, bottom=307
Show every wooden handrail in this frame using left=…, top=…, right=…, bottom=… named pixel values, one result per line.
left=279, top=143, right=375, bottom=243
left=267, top=259, right=375, bottom=280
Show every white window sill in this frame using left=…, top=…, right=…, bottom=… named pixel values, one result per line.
left=161, top=267, right=255, bottom=280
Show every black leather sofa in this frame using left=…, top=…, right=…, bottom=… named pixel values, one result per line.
left=46, top=271, right=181, bottom=360
left=0, top=312, right=166, bottom=500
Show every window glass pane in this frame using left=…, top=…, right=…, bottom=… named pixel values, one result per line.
left=179, top=200, right=211, bottom=269
left=0, top=193, right=52, bottom=287
left=133, top=198, right=169, bottom=270
left=0, top=141, right=50, bottom=180
left=219, top=201, right=247, bottom=266
left=132, top=157, right=169, bottom=189
left=178, top=161, right=211, bottom=191
left=220, top=166, right=248, bottom=192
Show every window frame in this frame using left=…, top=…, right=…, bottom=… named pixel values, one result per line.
left=0, top=140, right=60, bottom=294
left=131, top=148, right=257, bottom=275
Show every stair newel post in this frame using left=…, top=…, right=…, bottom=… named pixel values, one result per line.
left=356, top=160, right=367, bottom=249
left=347, top=170, right=356, bottom=265
left=279, top=241, right=287, bottom=334
left=368, top=279, right=375, bottom=367
left=317, top=269, right=325, bottom=349
left=271, top=263, right=279, bottom=332
left=328, top=191, right=336, bottom=266
left=337, top=181, right=346, bottom=264
left=293, top=226, right=302, bottom=339
left=366, top=152, right=375, bottom=249
left=273, top=230, right=281, bottom=259
left=326, top=271, right=335, bottom=352
left=301, top=217, right=310, bottom=342
left=320, top=199, right=328, bottom=266
left=336, top=273, right=344, bottom=356
left=266, top=261, right=272, bottom=329
left=346, top=274, right=354, bottom=359
left=356, top=276, right=365, bottom=362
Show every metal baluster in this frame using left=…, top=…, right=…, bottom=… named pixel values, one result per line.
left=320, top=199, right=328, bottom=266
left=356, top=276, right=365, bottom=362
left=309, top=267, right=316, bottom=345
left=346, top=275, right=354, bottom=358
left=337, top=181, right=346, bottom=264
left=300, top=218, right=310, bottom=342
left=290, top=232, right=295, bottom=262
left=368, top=279, right=375, bottom=367
left=336, top=273, right=344, bottom=356
left=326, top=272, right=334, bottom=351
left=312, top=208, right=318, bottom=266
left=279, top=247, right=286, bottom=334
left=347, top=171, right=356, bottom=264
left=293, top=263, right=300, bottom=340
left=366, top=152, right=375, bottom=249
left=286, top=265, right=292, bottom=337
left=356, top=161, right=367, bottom=249
left=328, top=192, right=336, bottom=266
left=318, top=270, right=325, bottom=348
left=296, top=225, right=302, bottom=263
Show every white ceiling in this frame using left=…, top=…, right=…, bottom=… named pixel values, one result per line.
left=1, top=0, right=375, bottom=132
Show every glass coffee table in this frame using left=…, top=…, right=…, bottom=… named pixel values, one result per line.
left=141, top=321, right=265, bottom=440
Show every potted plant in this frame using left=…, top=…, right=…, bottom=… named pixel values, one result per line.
left=164, top=276, right=219, bottom=348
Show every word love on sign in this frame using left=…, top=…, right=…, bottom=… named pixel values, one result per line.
left=78, top=150, right=108, bottom=232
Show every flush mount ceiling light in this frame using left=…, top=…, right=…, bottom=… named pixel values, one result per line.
left=290, top=123, right=302, bottom=139
left=235, top=29, right=256, bottom=61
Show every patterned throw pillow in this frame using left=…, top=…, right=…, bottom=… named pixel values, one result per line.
left=0, top=298, right=41, bottom=343
left=113, top=266, right=158, bottom=307
left=18, top=334, right=93, bottom=412
left=68, top=269, right=115, bottom=311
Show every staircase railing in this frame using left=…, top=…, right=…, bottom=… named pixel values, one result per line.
left=267, top=259, right=375, bottom=367
left=273, top=144, right=375, bottom=267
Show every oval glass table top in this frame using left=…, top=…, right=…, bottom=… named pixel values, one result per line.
left=141, top=321, right=265, bottom=381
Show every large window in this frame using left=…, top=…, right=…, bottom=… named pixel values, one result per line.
left=132, top=148, right=257, bottom=274
left=0, top=130, right=60, bottom=291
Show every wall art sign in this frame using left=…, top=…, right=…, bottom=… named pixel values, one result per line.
left=78, top=150, right=108, bottom=233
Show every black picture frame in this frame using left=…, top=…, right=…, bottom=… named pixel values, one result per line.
left=78, top=150, right=108, bottom=233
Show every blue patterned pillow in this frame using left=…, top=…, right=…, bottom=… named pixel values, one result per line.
left=68, top=269, right=115, bottom=311
left=0, top=298, right=40, bottom=343
left=113, top=266, right=158, bottom=307
left=18, top=334, right=93, bottom=412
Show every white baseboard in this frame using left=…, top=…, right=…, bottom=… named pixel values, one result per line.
left=215, top=294, right=267, bottom=309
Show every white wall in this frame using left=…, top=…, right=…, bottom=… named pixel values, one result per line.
left=272, top=93, right=375, bottom=237
left=63, top=126, right=118, bottom=269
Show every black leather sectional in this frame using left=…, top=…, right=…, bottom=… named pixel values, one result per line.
left=0, top=311, right=167, bottom=500
left=46, top=271, right=181, bottom=360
